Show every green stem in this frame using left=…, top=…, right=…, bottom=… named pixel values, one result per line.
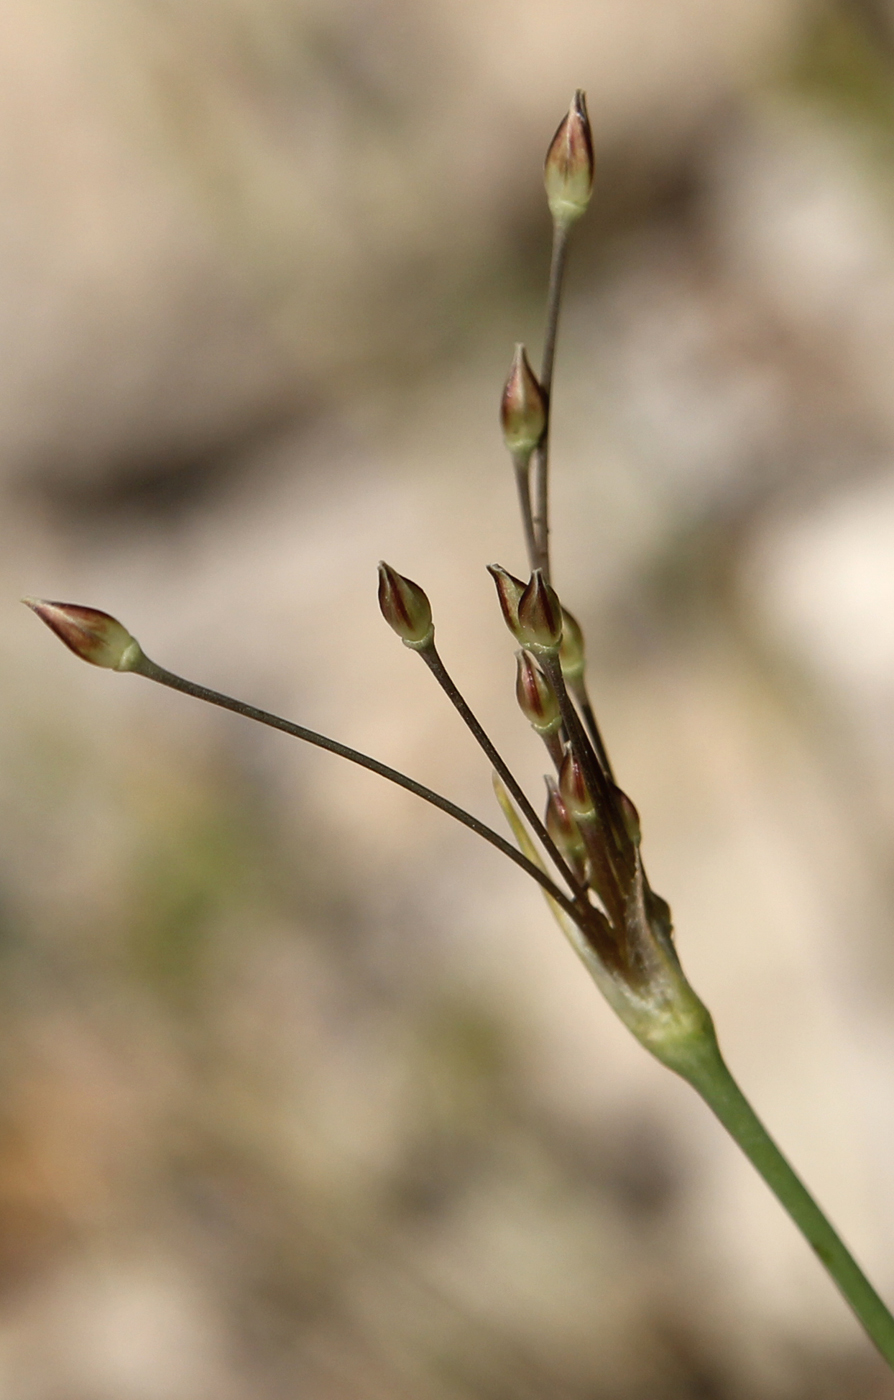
left=666, top=1024, right=894, bottom=1367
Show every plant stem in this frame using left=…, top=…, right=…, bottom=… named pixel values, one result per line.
left=568, top=676, right=615, bottom=783
left=513, top=453, right=540, bottom=576
left=532, top=221, right=570, bottom=582
left=131, top=655, right=579, bottom=918
left=666, top=1024, right=894, bottom=1367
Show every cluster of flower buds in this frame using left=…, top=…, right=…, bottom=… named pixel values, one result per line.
left=26, top=90, right=713, bottom=1116
left=488, top=566, right=564, bottom=653
left=483, top=559, right=661, bottom=976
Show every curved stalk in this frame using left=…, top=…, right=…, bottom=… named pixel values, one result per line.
left=132, top=655, right=579, bottom=918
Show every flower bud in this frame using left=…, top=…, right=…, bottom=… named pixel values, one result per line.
left=487, top=564, right=526, bottom=635
left=559, top=750, right=595, bottom=820
left=559, top=607, right=585, bottom=682
left=544, top=90, right=594, bottom=227
left=24, top=599, right=144, bottom=671
left=615, top=786, right=641, bottom=847
left=515, top=650, right=561, bottom=734
left=545, top=778, right=587, bottom=873
left=377, top=563, right=434, bottom=649
left=517, top=571, right=563, bottom=651
left=501, top=345, right=546, bottom=456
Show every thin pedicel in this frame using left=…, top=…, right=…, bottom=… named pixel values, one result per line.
left=22, top=599, right=579, bottom=920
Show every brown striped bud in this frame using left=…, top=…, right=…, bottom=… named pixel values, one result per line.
left=24, top=599, right=144, bottom=671
left=515, top=650, right=561, bottom=734
left=559, top=607, right=585, bottom=682
left=544, top=90, right=594, bottom=227
left=487, top=563, right=526, bottom=635
left=559, top=750, right=595, bottom=820
left=377, top=562, right=434, bottom=649
left=517, top=570, right=563, bottom=652
left=501, top=345, right=546, bottom=456
left=545, top=778, right=587, bottom=872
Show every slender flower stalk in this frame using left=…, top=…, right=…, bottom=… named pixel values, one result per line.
left=377, top=563, right=587, bottom=905
left=25, top=600, right=580, bottom=920
left=530, top=223, right=567, bottom=584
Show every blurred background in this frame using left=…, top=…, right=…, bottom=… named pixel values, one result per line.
left=6, top=0, right=894, bottom=1395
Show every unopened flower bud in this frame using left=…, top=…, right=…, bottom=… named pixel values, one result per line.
left=615, top=786, right=641, bottom=847
left=545, top=778, right=587, bottom=872
left=24, top=599, right=144, bottom=671
left=517, top=570, right=563, bottom=652
left=377, top=562, right=434, bottom=649
left=559, top=607, right=585, bottom=682
left=501, top=345, right=546, bottom=457
left=487, top=563, right=526, bottom=635
left=544, top=90, right=594, bottom=227
left=559, top=750, right=595, bottom=820
left=515, top=650, right=561, bottom=734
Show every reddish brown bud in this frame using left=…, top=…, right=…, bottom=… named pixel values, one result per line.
left=545, top=778, right=587, bottom=872
left=559, top=750, right=595, bottom=820
left=501, top=345, right=546, bottom=457
left=487, top=563, right=526, bottom=635
left=517, top=570, right=563, bottom=651
left=515, top=650, right=561, bottom=734
left=377, top=562, right=434, bottom=649
left=559, top=606, right=585, bottom=682
left=24, top=599, right=144, bottom=671
left=544, top=90, right=594, bottom=227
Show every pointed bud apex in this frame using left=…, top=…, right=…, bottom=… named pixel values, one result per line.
left=377, top=563, right=434, bottom=649
left=615, top=787, right=641, bottom=847
left=559, top=607, right=585, bottom=682
left=517, top=570, right=563, bottom=651
left=24, top=599, right=144, bottom=671
left=545, top=778, right=587, bottom=870
left=515, top=650, right=561, bottom=734
left=487, top=563, right=526, bottom=636
left=501, top=345, right=547, bottom=457
left=559, top=750, right=595, bottom=820
left=544, top=90, right=594, bottom=227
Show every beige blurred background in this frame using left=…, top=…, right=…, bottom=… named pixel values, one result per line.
left=6, top=0, right=894, bottom=1395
